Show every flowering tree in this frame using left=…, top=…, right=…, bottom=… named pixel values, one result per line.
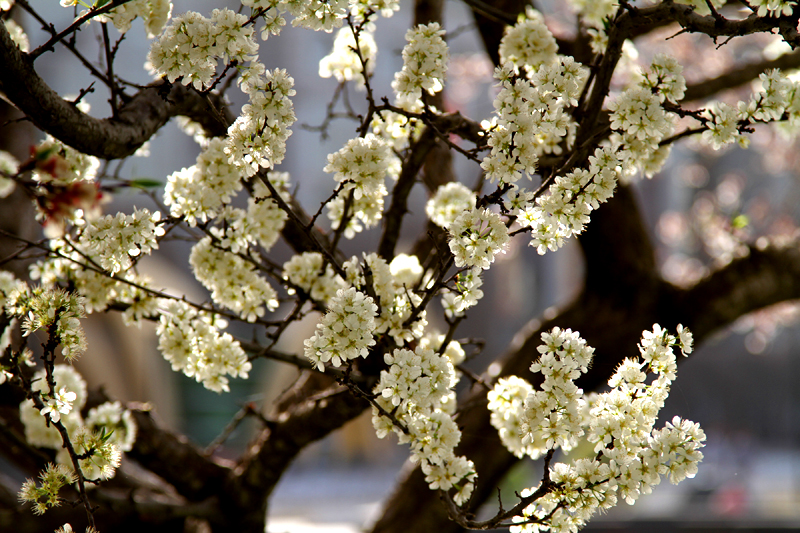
left=2, top=0, right=800, bottom=532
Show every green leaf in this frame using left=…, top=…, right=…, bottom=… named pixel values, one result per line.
left=732, top=214, right=749, bottom=229
left=129, top=178, right=164, bottom=189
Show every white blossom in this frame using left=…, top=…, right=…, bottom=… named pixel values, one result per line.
left=303, top=287, right=378, bottom=371
left=157, top=300, right=251, bottom=392
left=448, top=208, right=509, bottom=270
left=78, top=208, right=165, bottom=275
left=20, top=366, right=87, bottom=449
left=498, top=7, right=557, bottom=71
left=283, top=252, right=347, bottom=305
left=40, top=388, right=77, bottom=424
left=371, top=343, right=474, bottom=502
left=148, top=9, right=257, bottom=90
left=190, top=237, right=279, bottom=322
left=701, top=101, right=742, bottom=149
left=164, top=138, right=245, bottom=226
left=285, top=0, right=348, bottom=32
left=345, top=253, right=428, bottom=343
left=98, top=0, right=172, bottom=38
left=4, top=19, right=28, bottom=52
left=392, top=22, right=448, bottom=107
left=0, top=150, right=17, bottom=198
left=226, top=68, right=296, bottom=175
left=389, top=254, right=423, bottom=288
left=749, top=0, right=794, bottom=16
left=640, top=54, right=686, bottom=104
left=85, top=401, right=137, bottom=453
left=426, top=182, right=476, bottom=229
left=211, top=179, right=288, bottom=253
left=498, top=326, right=704, bottom=530
left=9, top=287, right=86, bottom=360
left=324, top=134, right=390, bottom=200
left=319, top=27, right=376, bottom=87
left=481, top=57, right=587, bottom=183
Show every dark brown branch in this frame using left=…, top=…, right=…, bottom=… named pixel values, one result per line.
left=0, top=21, right=232, bottom=160
left=28, top=0, right=136, bottom=60
left=676, top=242, right=800, bottom=340
left=223, top=381, right=370, bottom=532
left=378, top=128, right=437, bottom=260
left=635, top=1, right=799, bottom=45
left=125, top=406, right=232, bottom=502
left=684, top=47, right=800, bottom=102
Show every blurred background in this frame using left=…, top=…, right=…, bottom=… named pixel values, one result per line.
left=4, top=1, right=800, bottom=531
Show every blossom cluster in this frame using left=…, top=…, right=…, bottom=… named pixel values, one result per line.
left=149, top=8, right=297, bottom=177
left=742, top=69, right=795, bottom=122
left=488, top=327, right=594, bottom=459
left=372, top=343, right=475, bottom=505
left=190, top=236, right=279, bottom=322
left=281, top=0, right=348, bottom=32
left=324, top=134, right=390, bottom=236
left=370, top=109, right=417, bottom=157
left=211, top=179, right=289, bottom=254
left=240, top=0, right=397, bottom=41
left=164, top=138, right=246, bottom=226
left=426, top=182, right=476, bottom=230
left=564, top=0, right=618, bottom=29
left=448, top=207, right=510, bottom=270
left=85, top=401, right=138, bottom=454
left=344, top=253, right=428, bottom=343
left=516, top=145, right=620, bottom=254
left=441, top=266, right=484, bottom=318
left=326, top=188, right=385, bottom=238
left=303, top=286, right=378, bottom=371
left=608, top=56, right=681, bottom=176
left=18, top=365, right=135, bottom=495
left=349, top=0, right=400, bottom=20
left=12, top=1, right=779, bottom=528
left=282, top=251, right=347, bottom=305
left=700, top=69, right=800, bottom=147
left=97, top=0, right=173, bottom=38
left=27, top=238, right=159, bottom=321
left=4, top=285, right=87, bottom=360
left=488, top=326, right=705, bottom=532
left=701, top=102, right=743, bottom=149
left=639, top=53, right=686, bottom=104
left=319, top=27, right=377, bottom=87
left=0, top=149, right=18, bottom=198
left=325, top=133, right=390, bottom=200
left=4, top=17, right=28, bottom=52
left=77, top=208, right=165, bottom=275
left=157, top=300, right=252, bottom=392
left=481, top=53, right=588, bottom=184
left=148, top=9, right=257, bottom=90
left=749, top=0, right=794, bottom=16
left=225, top=67, right=297, bottom=175
left=392, top=22, right=449, bottom=107
left=498, top=7, right=558, bottom=71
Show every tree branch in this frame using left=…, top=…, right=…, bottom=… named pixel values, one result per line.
left=676, top=242, right=800, bottom=340
left=223, top=380, right=370, bottom=531
left=125, top=405, right=232, bottom=502
left=683, top=47, right=800, bottom=102
left=0, top=21, right=232, bottom=159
